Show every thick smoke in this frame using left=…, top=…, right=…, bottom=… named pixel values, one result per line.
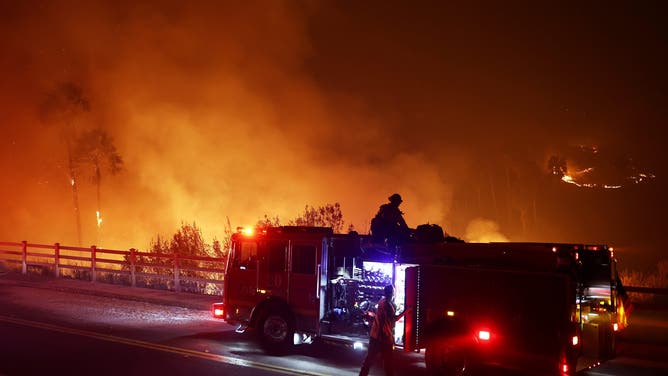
left=2, top=2, right=666, bottom=274
left=464, top=218, right=509, bottom=243
left=0, top=1, right=453, bottom=248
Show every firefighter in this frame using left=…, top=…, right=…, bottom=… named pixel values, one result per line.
left=359, top=285, right=410, bottom=376
left=371, top=193, right=410, bottom=247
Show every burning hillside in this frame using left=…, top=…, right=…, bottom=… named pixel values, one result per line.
left=548, top=145, right=655, bottom=189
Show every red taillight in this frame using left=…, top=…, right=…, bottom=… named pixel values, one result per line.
left=562, top=363, right=569, bottom=373
left=478, top=330, right=490, bottom=341
left=211, top=303, right=225, bottom=318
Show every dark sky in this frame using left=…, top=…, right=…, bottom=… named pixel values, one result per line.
left=0, top=1, right=666, bottom=270
left=304, top=1, right=668, bottom=270
left=308, top=2, right=666, bottom=151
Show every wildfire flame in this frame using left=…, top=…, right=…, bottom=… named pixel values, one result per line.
left=549, top=145, right=655, bottom=189
left=96, top=211, right=102, bottom=228
left=561, top=168, right=622, bottom=189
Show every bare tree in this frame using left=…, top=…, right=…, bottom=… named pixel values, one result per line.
left=73, top=128, right=123, bottom=244
left=40, top=83, right=90, bottom=246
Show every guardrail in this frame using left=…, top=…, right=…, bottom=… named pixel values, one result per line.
left=1, top=240, right=665, bottom=300
left=625, top=286, right=668, bottom=295
left=0, top=241, right=225, bottom=295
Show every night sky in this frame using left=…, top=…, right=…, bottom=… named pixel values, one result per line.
left=1, top=1, right=666, bottom=270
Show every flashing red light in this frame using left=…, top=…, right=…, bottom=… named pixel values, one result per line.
left=562, top=363, right=569, bottom=373
left=212, top=303, right=225, bottom=318
left=236, top=227, right=255, bottom=236
left=478, top=330, right=491, bottom=341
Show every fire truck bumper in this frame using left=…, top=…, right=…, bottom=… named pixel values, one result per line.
left=476, top=347, right=566, bottom=376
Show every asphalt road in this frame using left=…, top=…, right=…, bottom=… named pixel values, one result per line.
left=0, top=275, right=667, bottom=376
left=0, top=282, right=425, bottom=376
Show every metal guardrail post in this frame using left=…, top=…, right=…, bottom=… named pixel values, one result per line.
left=130, top=248, right=136, bottom=287
left=174, top=253, right=181, bottom=292
left=91, top=245, right=97, bottom=282
left=54, top=243, right=60, bottom=278
left=21, top=240, right=27, bottom=274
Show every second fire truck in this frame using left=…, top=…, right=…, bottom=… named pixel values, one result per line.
left=212, top=225, right=626, bottom=375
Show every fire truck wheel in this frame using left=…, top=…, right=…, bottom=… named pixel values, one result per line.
left=257, top=310, right=294, bottom=353
left=425, top=342, right=472, bottom=376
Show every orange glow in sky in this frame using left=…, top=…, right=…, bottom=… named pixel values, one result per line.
left=0, top=1, right=665, bottom=270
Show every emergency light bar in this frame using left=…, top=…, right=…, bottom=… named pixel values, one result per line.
left=239, top=227, right=254, bottom=236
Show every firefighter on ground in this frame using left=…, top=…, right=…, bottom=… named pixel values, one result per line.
left=359, top=284, right=410, bottom=376
left=371, top=193, right=411, bottom=246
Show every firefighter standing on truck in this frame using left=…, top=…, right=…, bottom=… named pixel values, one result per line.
left=371, top=193, right=410, bottom=247
left=359, top=285, right=409, bottom=376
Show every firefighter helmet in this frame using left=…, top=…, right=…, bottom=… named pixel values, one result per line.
left=388, top=193, right=402, bottom=204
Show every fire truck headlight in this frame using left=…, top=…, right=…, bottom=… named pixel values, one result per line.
left=571, top=335, right=579, bottom=346
left=353, top=341, right=364, bottom=350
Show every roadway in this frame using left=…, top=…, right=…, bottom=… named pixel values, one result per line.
left=0, top=272, right=667, bottom=375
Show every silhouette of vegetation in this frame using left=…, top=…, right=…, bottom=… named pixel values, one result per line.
left=128, top=222, right=228, bottom=293
left=257, top=214, right=281, bottom=228
left=257, top=203, right=346, bottom=233
left=619, top=260, right=668, bottom=303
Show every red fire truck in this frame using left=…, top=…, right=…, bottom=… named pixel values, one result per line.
left=212, top=226, right=625, bottom=375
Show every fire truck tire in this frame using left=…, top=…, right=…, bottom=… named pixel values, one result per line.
left=425, top=342, right=473, bottom=376
left=256, top=309, right=294, bottom=353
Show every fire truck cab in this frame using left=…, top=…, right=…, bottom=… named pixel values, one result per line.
left=213, top=226, right=624, bottom=375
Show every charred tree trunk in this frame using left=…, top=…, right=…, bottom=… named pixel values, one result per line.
left=67, top=139, right=82, bottom=246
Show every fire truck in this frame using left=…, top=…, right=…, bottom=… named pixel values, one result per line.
left=212, top=225, right=626, bottom=375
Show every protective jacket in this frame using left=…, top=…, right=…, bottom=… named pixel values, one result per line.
left=369, top=297, right=397, bottom=346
